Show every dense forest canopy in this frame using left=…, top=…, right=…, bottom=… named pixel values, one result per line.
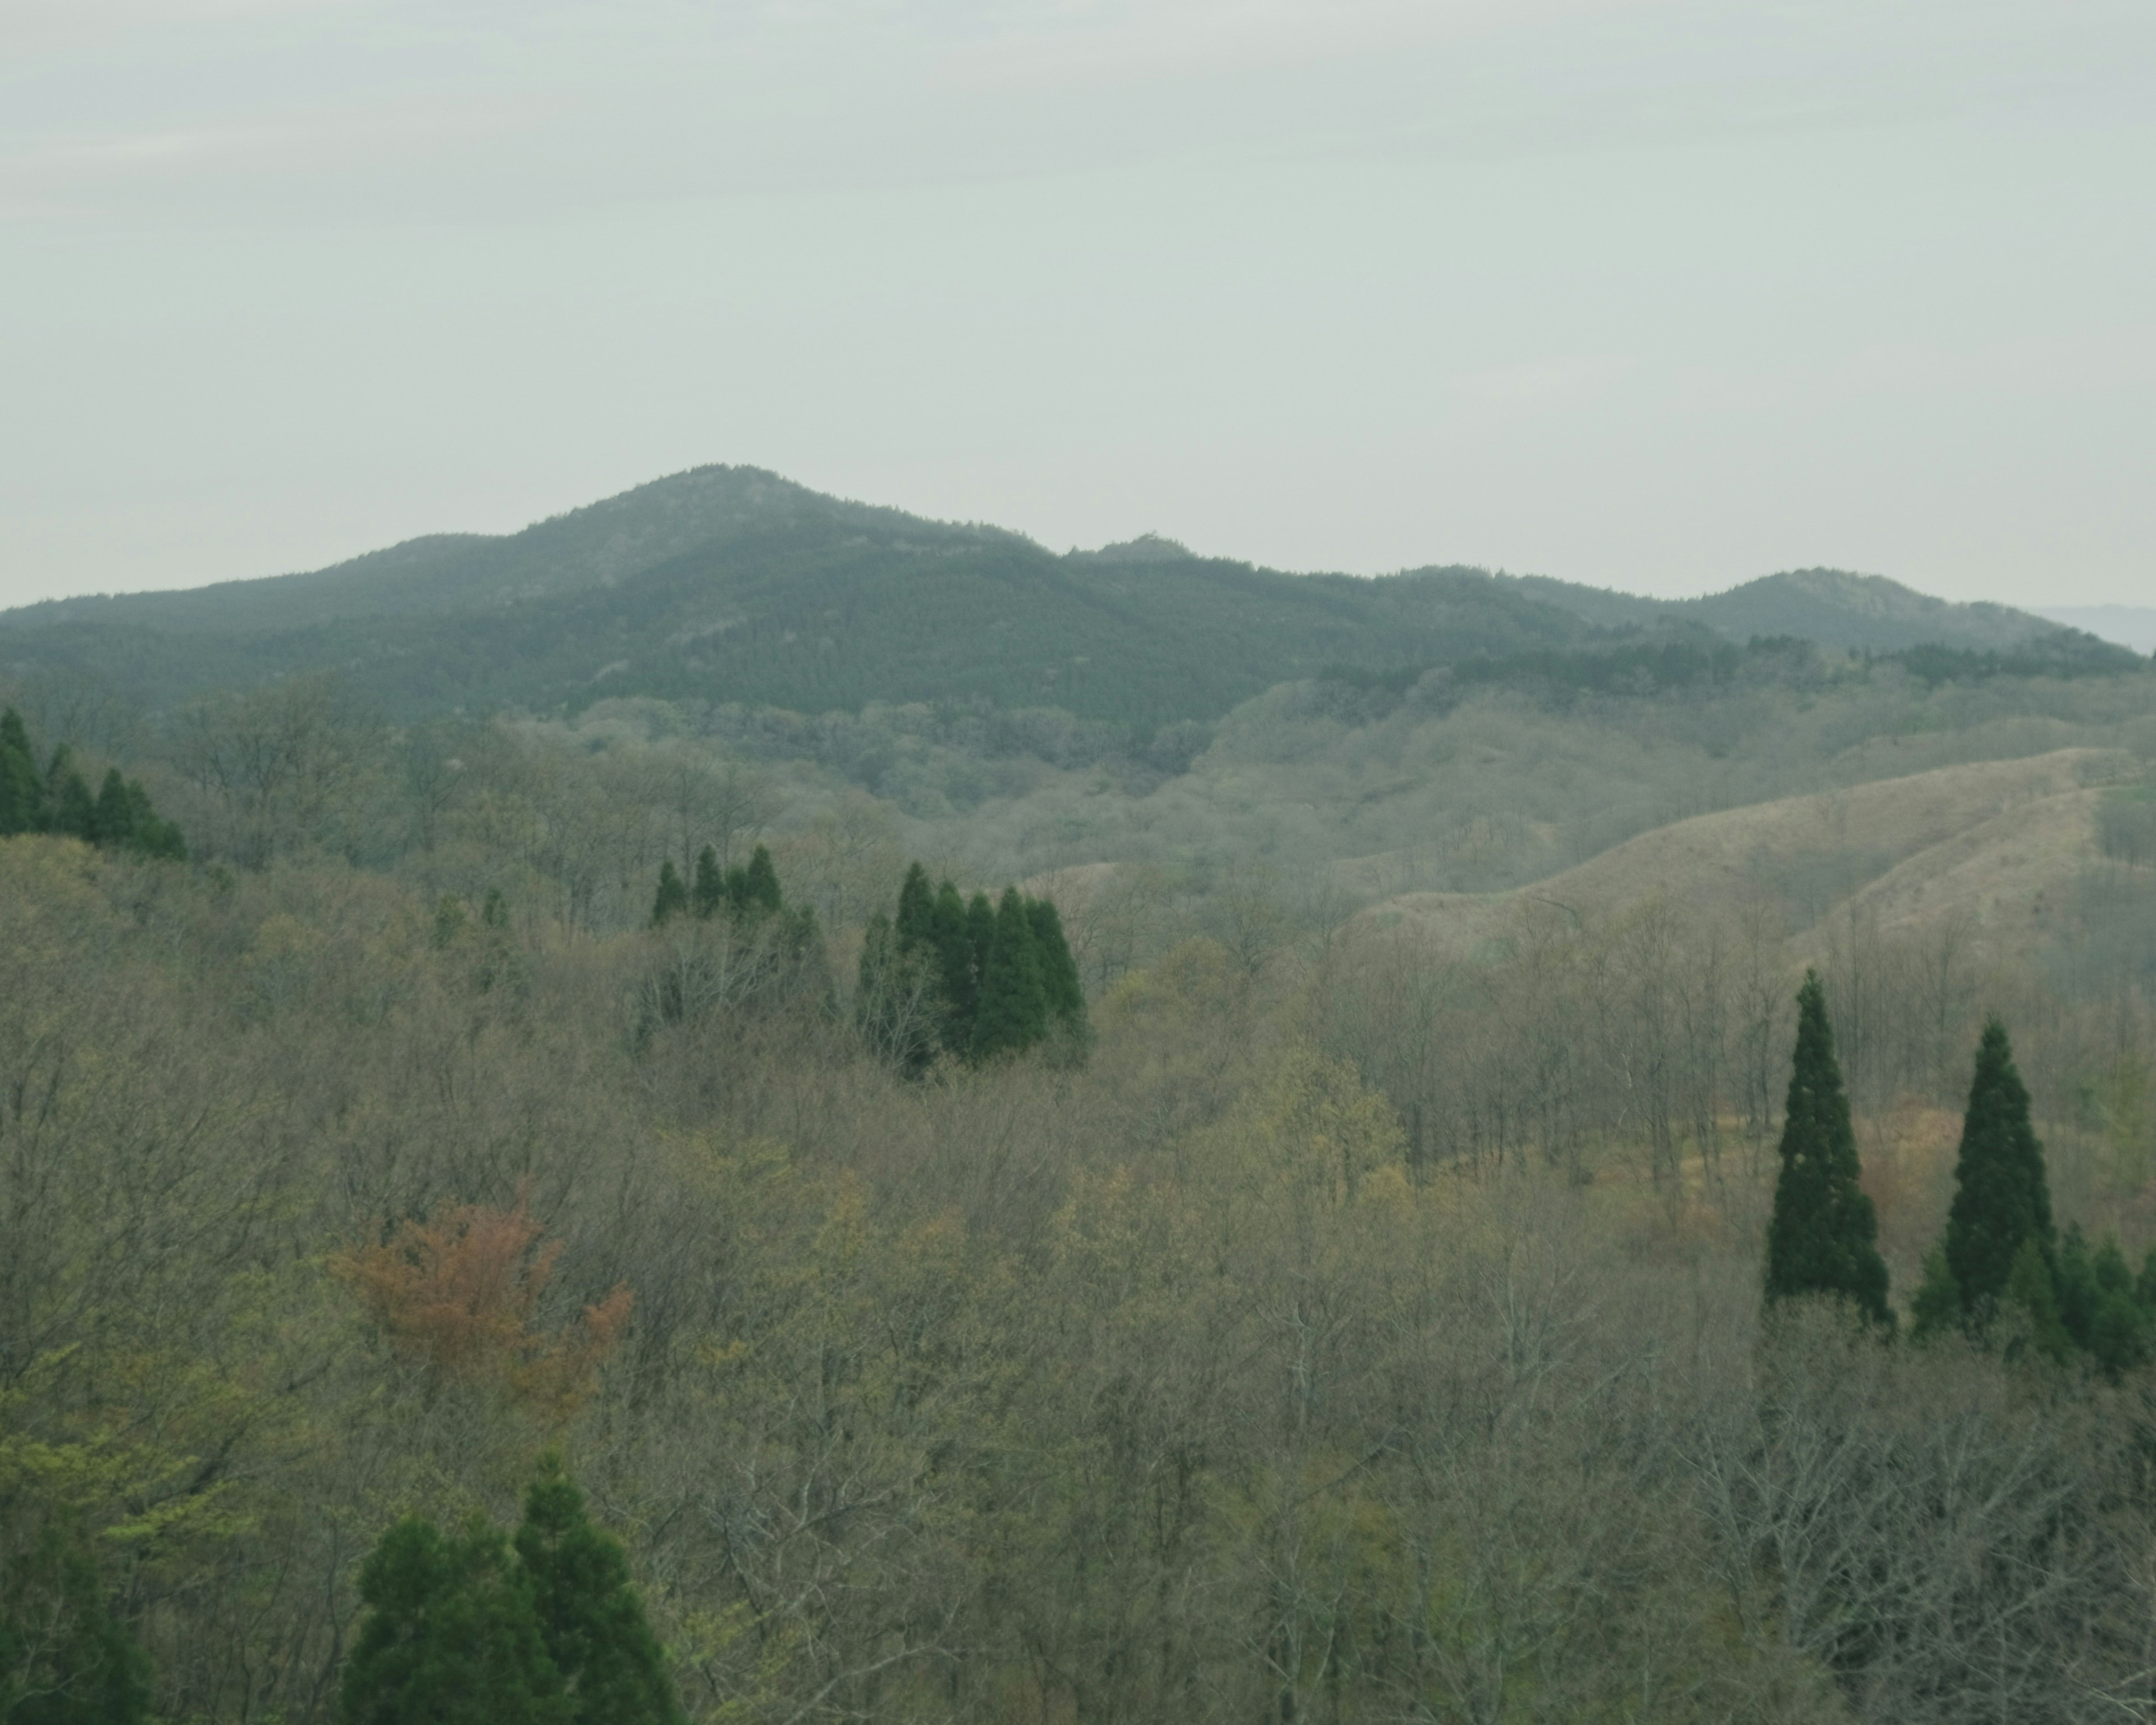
left=6, top=471, right=2156, bottom=1724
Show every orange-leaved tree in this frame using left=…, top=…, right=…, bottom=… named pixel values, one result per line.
left=334, top=1186, right=632, bottom=1421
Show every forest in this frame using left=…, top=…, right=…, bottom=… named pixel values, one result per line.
left=6, top=587, right=2156, bottom=1724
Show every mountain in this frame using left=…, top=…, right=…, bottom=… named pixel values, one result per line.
left=0, top=466, right=2103, bottom=724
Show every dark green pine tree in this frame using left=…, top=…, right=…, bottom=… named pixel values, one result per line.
left=929, top=882, right=978, bottom=1052
left=691, top=846, right=724, bottom=920
left=44, top=750, right=95, bottom=843
left=0, top=1516, right=151, bottom=1725
left=0, top=707, right=42, bottom=836
left=1026, top=896, right=1085, bottom=1032
left=1764, top=971, right=1893, bottom=1326
left=893, top=862, right=936, bottom=953
left=965, top=891, right=995, bottom=1002
left=741, top=845, right=782, bottom=916
left=89, top=769, right=135, bottom=848
left=1941, top=1017, right=2054, bottom=1326
left=971, top=888, right=1050, bottom=1062
left=514, top=1461, right=683, bottom=1725
left=340, top=1516, right=569, bottom=1725
left=651, top=860, right=688, bottom=927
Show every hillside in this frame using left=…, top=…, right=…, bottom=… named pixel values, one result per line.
left=1360, top=750, right=2122, bottom=964
left=0, top=465, right=2098, bottom=725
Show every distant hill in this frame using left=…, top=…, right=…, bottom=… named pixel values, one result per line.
left=1364, top=749, right=2114, bottom=963
left=1678, top=569, right=2064, bottom=653
left=0, top=466, right=2100, bottom=724
left=2035, top=606, right=2156, bottom=656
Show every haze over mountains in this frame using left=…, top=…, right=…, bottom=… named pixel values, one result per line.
left=1, top=466, right=2132, bottom=727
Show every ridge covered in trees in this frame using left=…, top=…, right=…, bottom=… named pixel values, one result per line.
left=0, top=466, right=2109, bottom=726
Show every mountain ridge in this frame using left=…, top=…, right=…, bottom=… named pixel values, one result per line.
left=0, top=464, right=2116, bottom=724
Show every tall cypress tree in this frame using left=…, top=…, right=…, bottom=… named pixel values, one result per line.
left=514, top=1461, right=683, bottom=1725
left=971, top=888, right=1050, bottom=1061
left=741, top=845, right=782, bottom=915
left=0, top=707, right=42, bottom=836
left=1764, top=971, right=1892, bottom=1326
left=650, top=861, right=688, bottom=927
left=893, top=862, right=936, bottom=953
left=965, top=891, right=995, bottom=1004
left=44, top=750, right=95, bottom=843
left=1941, top=1017, right=2054, bottom=1322
left=691, top=845, right=724, bottom=920
left=340, top=1516, right=569, bottom=1725
left=929, top=882, right=977, bottom=1051
left=1026, top=896, right=1085, bottom=1032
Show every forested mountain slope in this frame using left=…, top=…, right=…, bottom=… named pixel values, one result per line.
left=0, top=465, right=2100, bottom=724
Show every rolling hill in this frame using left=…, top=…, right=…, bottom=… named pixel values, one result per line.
left=1358, top=750, right=2123, bottom=965
left=0, top=465, right=2110, bottom=725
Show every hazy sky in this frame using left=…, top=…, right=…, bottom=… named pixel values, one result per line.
left=3, top=0, right=2151, bottom=608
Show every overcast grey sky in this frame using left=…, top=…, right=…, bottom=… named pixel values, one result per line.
left=3, top=0, right=2150, bottom=608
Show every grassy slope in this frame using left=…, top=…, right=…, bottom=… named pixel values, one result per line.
left=1363, top=749, right=2120, bottom=962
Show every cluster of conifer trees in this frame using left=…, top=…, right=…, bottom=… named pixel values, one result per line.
left=0, top=707, right=184, bottom=859
left=650, top=843, right=816, bottom=946
left=1766, top=971, right=2156, bottom=1371
left=857, top=863, right=1085, bottom=1071
left=341, top=1462, right=679, bottom=1725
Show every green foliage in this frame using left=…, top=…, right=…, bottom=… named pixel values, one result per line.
left=0, top=1516, right=150, bottom=1725
left=1942, top=1019, right=2054, bottom=1325
left=1908, top=1245, right=1962, bottom=1343
left=1026, top=896, right=1084, bottom=1032
left=971, top=888, right=1050, bottom=1062
left=2004, top=1239, right=2073, bottom=1363
left=1764, top=973, right=1892, bottom=1325
left=859, top=867, right=1086, bottom=1069
left=514, top=1461, right=683, bottom=1725
left=894, top=861, right=934, bottom=949
left=650, top=860, right=688, bottom=927
left=341, top=1468, right=679, bottom=1725
left=739, top=845, right=782, bottom=916
left=691, top=845, right=724, bottom=919
left=0, top=708, right=183, bottom=858
left=929, top=882, right=976, bottom=1038
left=341, top=1516, right=570, bottom=1725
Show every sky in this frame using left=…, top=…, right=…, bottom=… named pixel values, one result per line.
left=2, top=0, right=2152, bottom=609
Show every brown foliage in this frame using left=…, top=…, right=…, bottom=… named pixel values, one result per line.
left=333, top=1185, right=632, bottom=1419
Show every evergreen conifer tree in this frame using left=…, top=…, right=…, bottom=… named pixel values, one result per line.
left=340, top=1516, right=569, bottom=1725
left=965, top=891, right=995, bottom=998
left=1026, top=896, right=1085, bottom=1030
left=1764, top=971, right=1892, bottom=1325
left=971, top=888, right=1050, bottom=1061
left=930, top=882, right=977, bottom=1049
left=0, top=708, right=42, bottom=836
left=513, top=1461, right=683, bottom=1725
left=44, top=752, right=94, bottom=843
left=651, top=861, right=688, bottom=927
left=893, top=863, right=935, bottom=953
left=691, top=846, right=724, bottom=920
left=741, top=845, right=782, bottom=915
left=0, top=1516, right=150, bottom=1725
left=1942, top=1017, right=2054, bottom=1325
